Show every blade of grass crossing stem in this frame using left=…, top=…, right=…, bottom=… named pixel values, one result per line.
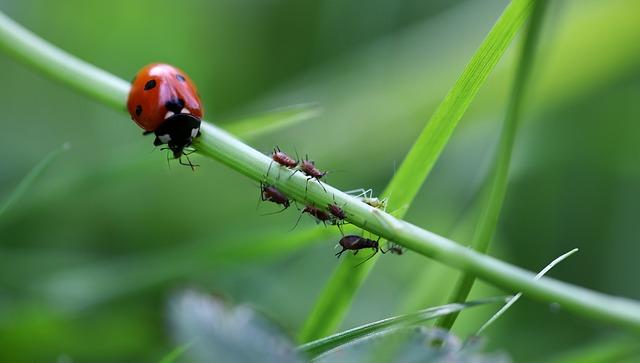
left=297, top=297, right=507, bottom=358
left=477, top=248, right=579, bottom=335
left=298, top=0, right=535, bottom=342
left=0, top=142, right=70, bottom=218
left=223, top=103, right=321, bottom=139
left=436, top=0, right=549, bottom=331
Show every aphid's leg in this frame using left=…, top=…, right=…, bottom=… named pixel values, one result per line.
left=304, top=178, right=311, bottom=198
left=290, top=210, right=305, bottom=231
left=257, top=183, right=267, bottom=210
left=266, top=160, right=274, bottom=180
left=287, top=169, right=300, bottom=180
left=353, top=250, right=359, bottom=256
left=260, top=206, right=289, bottom=216
left=354, top=248, right=378, bottom=267
left=316, top=179, right=327, bottom=193
left=335, top=248, right=347, bottom=258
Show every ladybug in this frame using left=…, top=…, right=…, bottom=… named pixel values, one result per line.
left=127, top=63, right=203, bottom=163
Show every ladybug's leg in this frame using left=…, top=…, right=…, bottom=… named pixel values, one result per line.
left=143, top=130, right=153, bottom=136
left=153, top=137, right=163, bottom=146
left=179, top=155, right=199, bottom=171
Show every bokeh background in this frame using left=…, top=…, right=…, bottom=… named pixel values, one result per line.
left=1, top=0, right=639, bottom=361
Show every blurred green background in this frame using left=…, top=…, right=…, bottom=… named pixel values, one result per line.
left=1, top=0, right=639, bottom=361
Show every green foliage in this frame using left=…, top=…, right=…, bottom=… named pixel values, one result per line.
left=0, top=143, right=69, bottom=218
left=1, top=1, right=640, bottom=361
left=437, top=0, right=549, bottom=330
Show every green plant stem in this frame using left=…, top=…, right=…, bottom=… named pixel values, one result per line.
left=436, top=0, right=549, bottom=331
left=2, top=8, right=640, bottom=334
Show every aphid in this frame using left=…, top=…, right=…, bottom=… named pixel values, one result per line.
left=335, top=235, right=381, bottom=265
left=127, top=63, right=203, bottom=167
left=271, top=146, right=298, bottom=169
left=260, top=182, right=290, bottom=213
left=327, top=202, right=346, bottom=221
left=299, top=154, right=327, bottom=192
left=292, top=204, right=333, bottom=229
left=383, top=242, right=404, bottom=255
left=267, top=146, right=299, bottom=179
left=326, top=195, right=348, bottom=231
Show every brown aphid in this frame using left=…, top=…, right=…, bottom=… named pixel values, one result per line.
left=383, top=242, right=404, bottom=255
left=292, top=204, right=333, bottom=230
left=267, top=146, right=299, bottom=179
left=260, top=182, right=290, bottom=212
left=271, top=146, right=298, bottom=168
left=303, top=205, right=333, bottom=223
left=327, top=202, right=346, bottom=221
left=299, top=155, right=327, bottom=192
left=335, top=235, right=382, bottom=265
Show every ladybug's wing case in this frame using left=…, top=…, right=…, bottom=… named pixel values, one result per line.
left=127, top=63, right=203, bottom=132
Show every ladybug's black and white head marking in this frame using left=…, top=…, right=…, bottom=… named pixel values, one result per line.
left=153, top=112, right=201, bottom=158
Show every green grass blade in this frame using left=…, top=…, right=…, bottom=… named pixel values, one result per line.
left=0, top=142, right=69, bottom=218
left=476, top=248, right=579, bottom=334
left=223, top=104, right=321, bottom=139
left=436, top=0, right=549, bottom=331
left=541, top=337, right=640, bottom=363
left=37, top=227, right=331, bottom=310
left=298, top=0, right=535, bottom=342
left=297, top=296, right=506, bottom=358
left=158, top=342, right=195, bottom=363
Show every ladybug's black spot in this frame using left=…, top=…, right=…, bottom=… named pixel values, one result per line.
left=176, top=74, right=186, bottom=82
left=144, top=79, right=156, bottom=90
left=164, top=98, right=185, bottom=113
left=135, top=105, right=142, bottom=116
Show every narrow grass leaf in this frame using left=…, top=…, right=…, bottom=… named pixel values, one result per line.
left=437, top=0, right=549, bottom=330
left=540, top=337, right=640, bottom=363
left=37, top=226, right=332, bottom=310
left=299, top=0, right=535, bottom=342
left=297, top=296, right=506, bottom=358
left=476, top=248, right=579, bottom=334
left=159, top=342, right=195, bottom=363
left=0, top=142, right=69, bottom=218
left=223, top=103, right=321, bottom=139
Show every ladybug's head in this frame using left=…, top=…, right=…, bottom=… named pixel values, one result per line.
left=154, top=113, right=202, bottom=158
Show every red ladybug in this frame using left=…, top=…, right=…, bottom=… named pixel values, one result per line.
left=127, top=63, right=203, bottom=161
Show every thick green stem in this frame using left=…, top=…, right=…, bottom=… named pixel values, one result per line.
left=2, top=8, right=640, bottom=334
